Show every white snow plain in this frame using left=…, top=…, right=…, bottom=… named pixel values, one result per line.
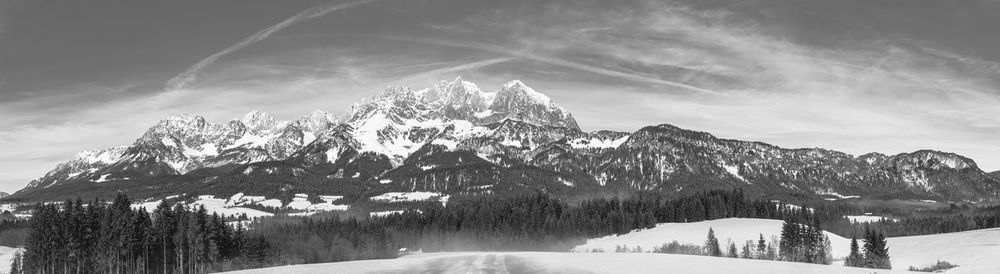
left=0, top=246, right=21, bottom=274
left=574, top=218, right=1000, bottom=273
left=888, top=227, right=1000, bottom=273
left=369, top=192, right=444, bottom=203
left=220, top=252, right=912, bottom=274
left=201, top=219, right=1000, bottom=274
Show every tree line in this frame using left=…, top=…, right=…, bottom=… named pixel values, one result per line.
left=243, top=189, right=817, bottom=264
left=17, top=188, right=924, bottom=271
left=15, top=193, right=271, bottom=274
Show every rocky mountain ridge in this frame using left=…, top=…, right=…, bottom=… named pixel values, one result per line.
left=11, top=77, right=1000, bottom=203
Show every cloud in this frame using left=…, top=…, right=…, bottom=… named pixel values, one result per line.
left=165, top=0, right=383, bottom=91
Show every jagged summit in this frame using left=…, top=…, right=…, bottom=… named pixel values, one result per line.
left=353, top=77, right=577, bottom=129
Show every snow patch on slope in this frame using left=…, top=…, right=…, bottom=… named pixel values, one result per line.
left=568, top=136, right=629, bottom=149
left=369, top=192, right=444, bottom=203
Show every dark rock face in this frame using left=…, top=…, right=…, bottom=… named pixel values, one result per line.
left=13, top=79, right=1000, bottom=203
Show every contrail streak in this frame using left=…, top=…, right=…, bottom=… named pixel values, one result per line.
left=165, top=0, right=381, bottom=91
left=378, top=35, right=724, bottom=95
left=392, top=57, right=515, bottom=84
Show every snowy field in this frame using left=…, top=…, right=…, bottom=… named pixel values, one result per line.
left=369, top=192, right=447, bottom=203
left=888, top=227, right=1000, bottom=273
left=572, top=218, right=854, bottom=258
left=575, top=218, right=1000, bottom=272
left=0, top=246, right=20, bottom=274
left=221, top=252, right=912, bottom=274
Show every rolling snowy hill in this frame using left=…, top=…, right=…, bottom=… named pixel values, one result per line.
left=572, top=218, right=853, bottom=258
left=573, top=218, right=1000, bottom=272
left=888, top=227, right=1000, bottom=273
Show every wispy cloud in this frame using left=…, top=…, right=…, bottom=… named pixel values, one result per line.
left=388, top=57, right=515, bottom=85
left=165, top=0, right=383, bottom=91
left=379, top=35, right=724, bottom=95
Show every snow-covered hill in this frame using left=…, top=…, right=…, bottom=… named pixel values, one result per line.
left=573, top=218, right=1000, bottom=273
left=889, top=227, right=1000, bottom=273
left=572, top=218, right=852, bottom=258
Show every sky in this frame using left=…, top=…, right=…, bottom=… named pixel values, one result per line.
left=1, top=0, right=999, bottom=192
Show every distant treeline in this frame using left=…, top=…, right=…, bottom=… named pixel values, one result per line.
left=798, top=202, right=1000, bottom=238
left=841, top=205, right=1000, bottom=237
left=254, top=189, right=1000, bottom=265
left=16, top=194, right=271, bottom=274
left=247, top=189, right=816, bottom=264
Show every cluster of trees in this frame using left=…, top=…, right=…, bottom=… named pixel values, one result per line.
left=17, top=193, right=271, bottom=274
left=844, top=229, right=891, bottom=269
left=740, top=234, right=778, bottom=260
left=777, top=219, right=833, bottom=264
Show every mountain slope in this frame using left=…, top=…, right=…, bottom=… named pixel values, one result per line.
left=9, top=78, right=1000, bottom=203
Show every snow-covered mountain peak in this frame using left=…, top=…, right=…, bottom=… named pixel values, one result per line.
left=422, top=77, right=490, bottom=110
left=241, top=110, right=277, bottom=131
left=298, top=110, right=339, bottom=133
left=160, top=114, right=208, bottom=129
left=900, top=150, right=975, bottom=170
left=500, top=80, right=550, bottom=105
left=74, top=146, right=129, bottom=164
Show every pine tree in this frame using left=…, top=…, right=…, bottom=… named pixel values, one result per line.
left=818, top=235, right=832, bottom=265
left=845, top=237, right=862, bottom=267
left=741, top=241, right=752, bottom=259
left=705, top=227, right=722, bottom=257
left=779, top=219, right=797, bottom=261
left=756, top=233, right=767, bottom=259
left=728, top=241, right=738, bottom=258
left=862, top=229, right=876, bottom=268
left=863, top=230, right=892, bottom=269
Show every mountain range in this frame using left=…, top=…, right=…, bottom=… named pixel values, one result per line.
left=8, top=77, right=1000, bottom=203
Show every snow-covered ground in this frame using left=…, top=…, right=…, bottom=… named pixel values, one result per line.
left=0, top=246, right=21, bottom=274
left=888, top=227, right=1000, bottom=273
left=574, top=218, right=1000, bottom=273
left=220, top=252, right=912, bottom=274
left=130, top=192, right=349, bottom=218
left=188, top=195, right=273, bottom=219
left=572, top=218, right=853, bottom=258
left=369, top=192, right=447, bottom=203
left=369, top=209, right=423, bottom=217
